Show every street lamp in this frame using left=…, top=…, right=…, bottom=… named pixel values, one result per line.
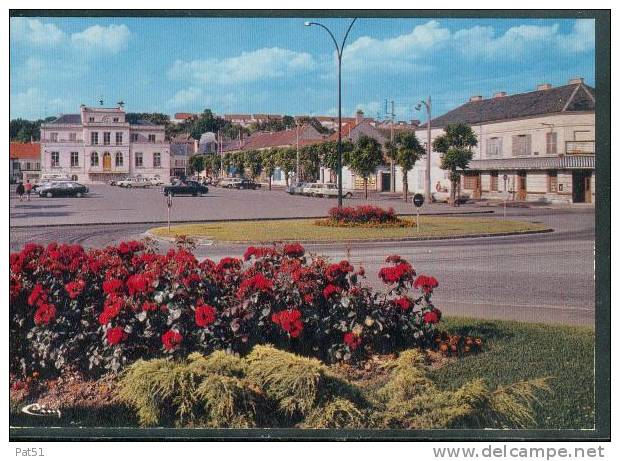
left=305, top=18, right=357, bottom=208
left=415, top=96, right=432, bottom=203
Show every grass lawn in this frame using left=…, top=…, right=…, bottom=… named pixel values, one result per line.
left=149, top=216, right=550, bottom=243
left=431, top=317, right=595, bottom=429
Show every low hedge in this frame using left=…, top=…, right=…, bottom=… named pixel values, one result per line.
left=10, top=241, right=442, bottom=378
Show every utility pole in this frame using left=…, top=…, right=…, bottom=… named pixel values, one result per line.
left=385, top=99, right=396, bottom=192
left=296, top=119, right=301, bottom=184
left=416, top=96, right=432, bottom=203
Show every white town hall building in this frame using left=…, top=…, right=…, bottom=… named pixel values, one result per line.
left=40, top=105, right=171, bottom=184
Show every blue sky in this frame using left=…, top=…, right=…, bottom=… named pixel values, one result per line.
left=10, top=16, right=595, bottom=122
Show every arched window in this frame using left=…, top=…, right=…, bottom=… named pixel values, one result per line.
left=115, top=152, right=124, bottom=167
left=90, top=152, right=99, bottom=167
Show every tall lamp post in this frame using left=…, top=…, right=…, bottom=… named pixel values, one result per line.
left=416, top=96, right=432, bottom=203
left=305, top=18, right=357, bottom=208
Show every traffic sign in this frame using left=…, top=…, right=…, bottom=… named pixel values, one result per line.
left=413, top=193, right=425, bottom=208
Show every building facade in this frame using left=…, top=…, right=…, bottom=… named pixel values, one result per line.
left=410, top=78, right=595, bottom=204
left=40, top=105, right=170, bottom=184
left=9, top=142, right=41, bottom=183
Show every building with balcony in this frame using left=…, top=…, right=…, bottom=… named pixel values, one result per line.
left=411, top=77, right=596, bottom=204
left=40, top=105, right=171, bottom=183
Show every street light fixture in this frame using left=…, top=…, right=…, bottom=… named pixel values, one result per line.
left=416, top=96, right=432, bottom=204
left=305, top=18, right=357, bottom=208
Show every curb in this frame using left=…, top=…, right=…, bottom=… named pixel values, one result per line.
left=143, top=227, right=554, bottom=246
left=9, top=210, right=495, bottom=229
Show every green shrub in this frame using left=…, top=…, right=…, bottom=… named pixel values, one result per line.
left=371, top=349, right=550, bottom=429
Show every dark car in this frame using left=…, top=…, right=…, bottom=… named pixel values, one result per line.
left=233, top=179, right=261, bottom=190
left=163, top=181, right=209, bottom=197
left=37, top=181, right=89, bottom=198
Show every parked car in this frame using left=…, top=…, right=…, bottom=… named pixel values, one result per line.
left=286, top=182, right=309, bottom=195
left=37, top=181, right=89, bottom=198
left=234, top=179, right=261, bottom=190
left=33, top=174, right=72, bottom=190
left=117, top=177, right=152, bottom=188
left=431, top=191, right=471, bottom=203
left=147, top=176, right=165, bottom=186
left=219, top=178, right=243, bottom=189
left=303, top=183, right=353, bottom=199
left=163, top=181, right=209, bottom=197
left=109, top=177, right=128, bottom=186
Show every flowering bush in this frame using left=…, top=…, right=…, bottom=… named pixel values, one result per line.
left=321, top=205, right=410, bottom=227
left=10, top=241, right=442, bottom=377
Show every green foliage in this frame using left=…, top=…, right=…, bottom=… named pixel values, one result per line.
left=386, top=131, right=426, bottom=200
left=370, top=348, right=549, bottom=429
left=243, top=150, right=263, bottom=179
left=432, top=123, right=478, bottom=205
left=276, top=147, right=297, bottom=185
left=349, top=135, right=384, bottom=198
left=188, top=155, right=206, bottom=174
left=116, top=351, right=262, bottom=427
left=9, top=117, right=54, bottom=142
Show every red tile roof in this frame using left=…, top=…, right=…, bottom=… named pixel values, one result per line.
left=10, top=142, right=41, bottom=160
left=174, top=113, right=197, bottom=120
left=224, top=126, right=325, bottom=152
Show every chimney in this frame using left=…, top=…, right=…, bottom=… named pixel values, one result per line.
left=537, top=83, right=552, bottom=91
left=355, top=109, right=364, bottom=124
left=469, top=95, right=483, bottom=102
left=568, top=77, right=584, bottom=85
left=493, top=91, right=507, bottom=98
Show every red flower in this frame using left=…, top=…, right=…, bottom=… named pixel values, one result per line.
left=106, top=327, right=126, bottom=345
left=272, top=309, right=304, bottom=338
left=357, top=267, right=366, bottom=277
left=343, top=332, right=362, bottom=350
left=303, top=294, right=314, bottom=304
left=323, top=284, right=341, bottom=299
left=98, top=295, right=124, bottom=325
left=141, top=301, right=158, bottom=312
left=339, top=260, right=354, bottom=273
left=103, top=278, right=123, bottom=295
left=216, top=257, right=242, bottom=272
left=126, top=273, right=153, bottom=295
left=195, top=304, right=217, bottom=327
left=237, top=273, right=274, bottom=299
left=386, top=255, right=405, bottom=264
left=244, top=246, right=278, bottom=260
left=10, top=276, right=22, bottom=301
left=395, top=297, right=412, bottom=310
left=283, top=243, right=305, bottom=258
left=34, top=303, right=56, bottom=325
left=183, top=273, right=202, bottom=288
left=27, top=283, right=47, bottom=307
left=423, top=309, right=441, bottom=324
left=378, top=262, right=415, bottom=284
left=64, top=279, right=85, bottom=299
left=414, top=275, right=439, bottom=293
left=162, top=329, right=183, bottom=350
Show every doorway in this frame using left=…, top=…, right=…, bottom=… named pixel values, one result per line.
left=516, top=171, right=527, bottom=201
left=572, top=170, right=592, bottom=203
left=103, top=152, right=112, bottom=171
left=380, top=172, right=391, bottom=192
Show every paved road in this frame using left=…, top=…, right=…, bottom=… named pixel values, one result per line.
left=10, top=207, right=595, bottom=326
left=10, top=183, right=495, bottom=227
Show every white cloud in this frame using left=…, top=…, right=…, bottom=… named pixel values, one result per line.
left=453, top=20, right=594, bottom=59
left=70, top=24, right=131, bottom=54
left=169, top=87, right=204, bottom=107
left=169, top=47, right=316, bottom=85
left=10, top=18, right=66, bottom=46
left=10, top=87, right=67, bottom=119
left=342, top=21, right=451, bottom=72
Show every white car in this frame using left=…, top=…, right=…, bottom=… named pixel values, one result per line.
left=303, top=183, right=353, bottom=199
left=117, top=177, right=152, bottom=188
left=147, top=176, right=165, bottom=186
left=219, top=178, right=243, bottom=188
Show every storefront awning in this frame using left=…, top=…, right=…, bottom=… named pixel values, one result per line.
left=468, top=155, right=595, bottom=171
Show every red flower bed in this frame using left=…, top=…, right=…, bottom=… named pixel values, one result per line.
left=327, top=205, right=399, bottom=225
left=10, top=241, right=441, bottom=377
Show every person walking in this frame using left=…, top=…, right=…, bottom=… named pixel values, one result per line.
left=16, top=181, right=25, bottom=201
left=24, top=180, right=33, bottom=201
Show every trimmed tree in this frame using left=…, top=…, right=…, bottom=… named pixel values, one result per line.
left=188, top=155, right=206, bottom=175
left=317, top=140, right=354, bottom=184
left=432, top=123, right=478, bottom=206
left=276, top=147, right=297, bottom=187
left=244, top=150, right=263, bottom=180
left=386, top=132, right=426, bottom=202
left=261, top=148, right=278, bottom=190
left=349, top=135, right=384, bottom=199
